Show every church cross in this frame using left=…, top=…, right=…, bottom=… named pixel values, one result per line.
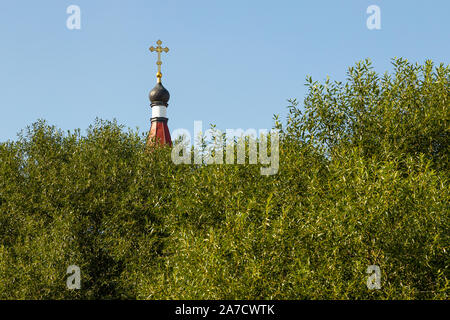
left=149, top=40, right=169, bottom=82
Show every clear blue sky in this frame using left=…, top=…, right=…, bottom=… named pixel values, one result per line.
left=0, top=0, right=448, bottom=141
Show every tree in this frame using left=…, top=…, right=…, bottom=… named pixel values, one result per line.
left=0, top=59, right=448, bottom=299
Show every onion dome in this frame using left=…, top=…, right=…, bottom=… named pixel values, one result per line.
left=149, top=82, right=170, bottom=107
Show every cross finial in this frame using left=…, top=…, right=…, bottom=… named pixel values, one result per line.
left=149, top=39, right=169, bottom=83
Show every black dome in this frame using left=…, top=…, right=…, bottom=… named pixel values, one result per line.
left=149, top=82, right=170, bottom=106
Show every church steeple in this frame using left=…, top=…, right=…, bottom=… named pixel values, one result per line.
left=147, top=40, right=172, bottom=147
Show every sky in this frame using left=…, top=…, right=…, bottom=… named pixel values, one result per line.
left=0, top=0, right=449, bottom=142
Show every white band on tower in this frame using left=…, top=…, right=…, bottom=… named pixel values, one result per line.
left=152, top=105, right=167, bottom=118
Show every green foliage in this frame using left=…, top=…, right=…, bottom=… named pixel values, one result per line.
left=0, top=58, right=448, bottom=299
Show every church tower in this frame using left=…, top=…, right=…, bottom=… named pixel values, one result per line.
left=147, top=40, right=172, bottom=147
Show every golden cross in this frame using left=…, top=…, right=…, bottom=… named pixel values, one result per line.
left=149, top=40, right=169, bottom=83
